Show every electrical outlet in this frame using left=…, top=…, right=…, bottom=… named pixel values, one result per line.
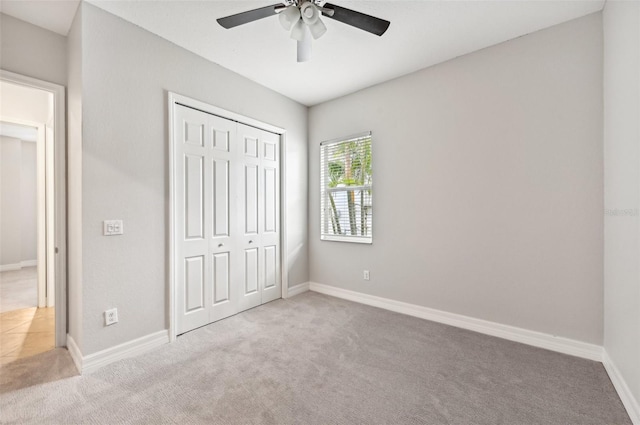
left=103, top=220, right=124, bottom=236
left=363, top=270, right=370, bottom=281
left=105, top=308, right=118, bottom=326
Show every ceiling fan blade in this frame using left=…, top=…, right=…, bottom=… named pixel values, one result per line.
left=322, top=3, right=390, bottom=36
left=217, top=4, right=283, bottom=29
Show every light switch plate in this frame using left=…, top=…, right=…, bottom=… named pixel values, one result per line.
left=103, top=220, right=124, bottom=236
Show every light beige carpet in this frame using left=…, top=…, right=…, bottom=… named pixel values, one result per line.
left=0, top=292, right=632, bottom=424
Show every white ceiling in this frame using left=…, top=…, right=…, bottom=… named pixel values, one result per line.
left=1, top=0, right=604, bottom=106
left=0, top=0, right=80, bottom=36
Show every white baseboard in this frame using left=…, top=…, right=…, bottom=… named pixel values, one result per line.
left=67, top=330, right=169, bottom=375
left=0, top=260, right=37, bottom=272
left=66, top=334, right=82, bottom=374
left=309, top=282, right=603, bottom=362
left=603, top=351, right=640, bottom=424
left=286, top=282, right=310, bottom=298
left=21, top=259, right=37, bottom=268
left=0, top=263, right=21, bottom=272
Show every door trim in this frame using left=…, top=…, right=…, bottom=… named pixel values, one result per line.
left=0, top=69, right=67, bottom=347
left=167, top=92, right=287, bottom=342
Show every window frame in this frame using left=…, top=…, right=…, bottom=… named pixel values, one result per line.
left=320, top=131, right=373, bottom=244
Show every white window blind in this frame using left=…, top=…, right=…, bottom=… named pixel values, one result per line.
left=320, top=132, right=372, bottom=243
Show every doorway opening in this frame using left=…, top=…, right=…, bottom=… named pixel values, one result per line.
left=0, top=70, right=66, bottom=365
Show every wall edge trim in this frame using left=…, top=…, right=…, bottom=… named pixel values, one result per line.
left=0, top=260, right=38, bottom=272
left=287, top=282, right=310, bottom=297
left=308, top=282, right=604, bottom=362
left=66, top=334, right=82, bottom=374
left=603, top=350, right=640, bottom=424
left=0, top=264, right=21, bottom=272
left=75, top=330, right=169, bottom=375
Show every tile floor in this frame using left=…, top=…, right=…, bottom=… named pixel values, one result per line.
left=0, top=307, right=55, bottom=365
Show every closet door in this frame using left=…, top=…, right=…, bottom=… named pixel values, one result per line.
left=174, top=104, right=281, bottom=336
left=258, top=128, right=281, bottom=304
left=175, top=105, right=238, bottom=334
left=175, top=105, right=211, bottom=334
left=237, top=124, right=281, bottom=311
left=208, top=114, right=240, bottom=323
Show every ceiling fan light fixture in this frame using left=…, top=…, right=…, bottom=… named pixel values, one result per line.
left=308, top=17, right=327, bottom=39
left=290, top=18, right=306, bottom=41
left=300, top=2, right=320, bottom=25
left=279, top=5, right=300, bottom=31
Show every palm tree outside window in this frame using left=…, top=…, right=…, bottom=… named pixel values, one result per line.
left=320, top=132, right=372, bottom=243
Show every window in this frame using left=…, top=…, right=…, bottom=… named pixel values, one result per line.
left=320, top=132, right=372, bottom=243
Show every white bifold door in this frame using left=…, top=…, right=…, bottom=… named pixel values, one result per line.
left=174, top=104, right=280, bottom=335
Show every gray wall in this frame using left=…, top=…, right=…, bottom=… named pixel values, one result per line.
left=20, top=141, right=37, bottom=262
left=0, top=13, right=67, bottom=86
left=603, top=0, right=640, bottom=414
left=308, top=13, right=604, bottom=345
left=0, top=137, right=22, bottom=266
left=74, top=3, right=308, bottom=355
left=0, top=137, right=37, bottom=267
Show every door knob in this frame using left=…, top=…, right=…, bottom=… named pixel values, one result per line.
left=249, top=240, right=253, bottom=244
left=218, top=243, right=224, bottom=247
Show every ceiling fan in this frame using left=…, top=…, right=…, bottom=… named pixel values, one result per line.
left=217, top=1, right=390, bottom=62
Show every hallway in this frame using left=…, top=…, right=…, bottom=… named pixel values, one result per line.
left=0, top=307, right=54, bottom=365
left=0, top=268, right=54, bottom=365
left=0, top=266, right=37, bottom=313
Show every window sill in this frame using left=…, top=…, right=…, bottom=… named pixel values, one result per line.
left=321, top=235, right=372, bottom=244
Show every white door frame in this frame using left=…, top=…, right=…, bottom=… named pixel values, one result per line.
left=1, top=70, right=67, bottom=347
left=168, top=92, right=288, bottom=342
